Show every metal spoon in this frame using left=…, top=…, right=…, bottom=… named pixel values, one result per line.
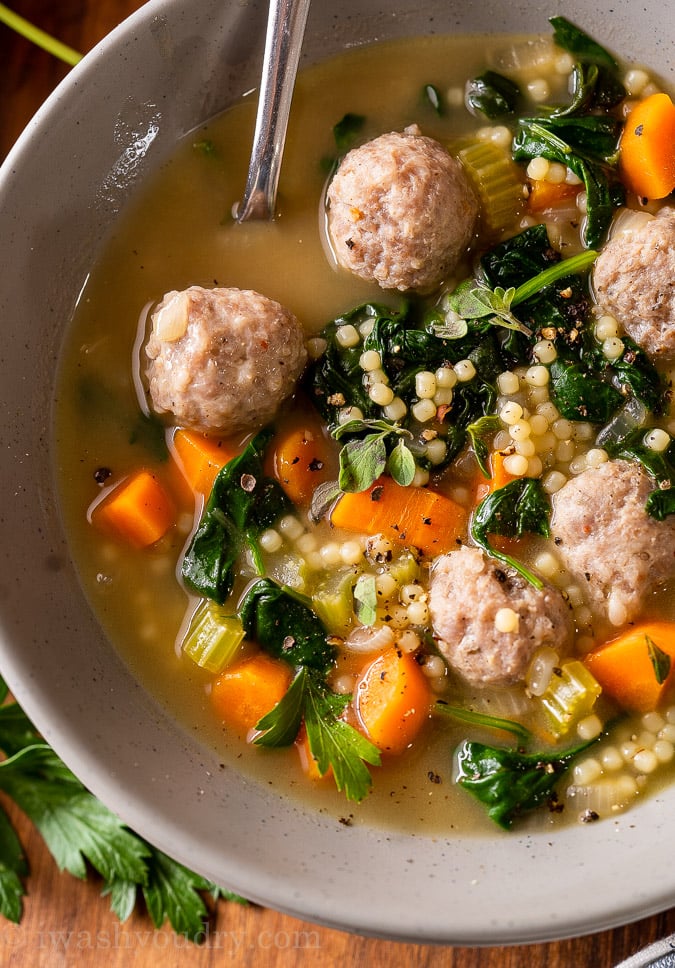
left=235, top=0, right=311, bottom=221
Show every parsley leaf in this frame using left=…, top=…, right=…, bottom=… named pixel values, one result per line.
left=253, top=667, right=380, bottom=803
left=303, top=674, right=381, bottom=801
left=0, top=679, right=245, bottom=936
left=141, top=846, right=216, bottom=942
left=0, top=744, right=150, bottom=884
left=0, top=805, right=27, bottom=923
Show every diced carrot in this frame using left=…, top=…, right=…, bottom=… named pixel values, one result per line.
left=90, top=469, right=176, bottom=548
left=211, top=653, right=292, bottom=737
left=489, top=449, right=518, bottom=493
left=355, top=647, right=432, bottom=754
left=268, top=422, right=336, bottom=506
left=527, top=178, right=581, bottom=212
left=170, top=428, right=242, bottom=495
left=584, top=621, right=675, bottom=713
left=295, top=724, right=332, bottom=781
left=619, top=92, right=675, bottom=199
left=330, top=477, right=467, bottom=556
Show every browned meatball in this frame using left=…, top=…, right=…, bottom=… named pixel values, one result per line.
left=550, top=459, right=675, bottom=627
left=428, top=546, right=573, bottom=686
left=144, top=286, right=307, bottom=435
left=326, top=125, right=478, bottom=292
left=592, top=209, right=675, bottom=360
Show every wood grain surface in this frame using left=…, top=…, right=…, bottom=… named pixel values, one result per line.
left=0, top=2, right=673, bottom=964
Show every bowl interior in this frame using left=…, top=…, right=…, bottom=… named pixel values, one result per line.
left=1, top=0, right=674, bottom=944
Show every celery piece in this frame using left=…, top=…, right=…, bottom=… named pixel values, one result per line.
left=539, top=660, right=601, bottom=737
left=387, top=551, right=419, bottom=586
left=312, top=566, right=359, bottom=635
left=182, top=600, right=245, bottom=673
left=457, top=140, right=524, bottom=233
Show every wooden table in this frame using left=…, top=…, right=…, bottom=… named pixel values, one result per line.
left=1, top=2, right=674, bottom=964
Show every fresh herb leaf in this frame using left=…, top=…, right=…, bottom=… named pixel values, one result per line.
left=182, top=430, right=291, bottom=603
left=239, top=578, right=336, bottom=675
left=442, top=280, right=531, bottom=336
left=647, top=634, right=671, bottom=685
left=455, top=736, right=597, bottom=828
left=253, top=669, right=307, bottom=746
left=465, top=70, right=521, bottom=119
left=0, top=804, right=28, bottom=923
left=338, top=432, right=388, bottom=492
left=142, top=846, right=215, bottom=941
left=353, top=573, right=378, bottom=625
left=471, top=478, right=550, bottom=588
left=0, top=689, right=243, bottom=935
left=0, top=744, right=150, bottom=884
left=303, top=674, right=380, bottom=801
left=386, top=438, right=416, bottom=486
left=254, top=667, right=380, bottom=802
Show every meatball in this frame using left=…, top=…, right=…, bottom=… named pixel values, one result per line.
left=550, top=459, right=675, bottom=627
left=428, top=546, right=573, bottom=686
left=144, top=286, right=307, bottom=435
left=326, top=125, right=478, bottom=292
left=592, top=209, right=675, bottom=360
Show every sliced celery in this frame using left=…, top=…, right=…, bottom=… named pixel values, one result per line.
left=312, top=566, right=359, bottom=635
left=458, top=140, right=524, bottom=233
left=387, top=550, right=420, bottom=586
left=539, top=660, right=602, bottom=737
left=182, top=600, right=245, bottom=673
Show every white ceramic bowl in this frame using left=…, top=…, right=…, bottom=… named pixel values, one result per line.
left=1, top=0, right=674, bottom=945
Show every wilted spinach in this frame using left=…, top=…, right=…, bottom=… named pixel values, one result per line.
left=239, top=578, right=336, bottom=675
left=471, top=477, right=550, bottom=588
left=465, top=70, right=521, bottom=119
left=455, top=735, right=598, bottom=829
left=181, top=430, right=291, bottom=604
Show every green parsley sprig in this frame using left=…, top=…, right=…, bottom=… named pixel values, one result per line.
left=0, top=676, right=246, bottom=936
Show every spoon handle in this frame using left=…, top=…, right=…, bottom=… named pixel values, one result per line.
left=235, top=0, right=311, bottom=221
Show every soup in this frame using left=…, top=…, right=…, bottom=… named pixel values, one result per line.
left=55, top=20, right=675, bottom=834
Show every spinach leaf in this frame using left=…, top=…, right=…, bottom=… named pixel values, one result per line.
left=609, top=338, right=663, bottom=415
left=455, top=736, right=596, bottom=829
left=466, top=415, right=501, bottom=478
left=239, top=578, right=336, bottom=676
left=471, top=478, right=550, bottom=588
left=512, top=117, right=622, bottom=246
left=604, top=429, right=675, bottom=488
left=553, top=62, right=625, bottom=116
left=549, top=15, right=618, bottom=71
left=465, top=70, right=521, bottom=119
left=181, top=431, right=291, bottom=604
left=333, top=112, right=366, bottom=154
left=646, top=488, right=675, bottom=521
left=548, top=358, right=623, bottom=423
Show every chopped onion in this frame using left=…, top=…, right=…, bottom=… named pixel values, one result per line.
left=345, top=624, right=395, bottom=653
left=152, top=290, right=190, bottom=341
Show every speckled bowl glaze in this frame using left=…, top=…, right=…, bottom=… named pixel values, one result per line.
left=1, top=0, right=674, bottom=945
